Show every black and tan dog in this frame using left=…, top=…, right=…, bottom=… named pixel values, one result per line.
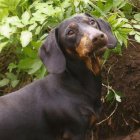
left=0, top=13, right=117, bottom=140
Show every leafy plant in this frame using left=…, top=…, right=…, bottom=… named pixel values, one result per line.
left=129, top=13, right=140, bottom=43
left=0, top=0, right=93, bottom=88
left=0, top=72, right=19, bottom=88
left=0, top=0, right=139, bottom=90
left=103, top=83, right=123, bottom=103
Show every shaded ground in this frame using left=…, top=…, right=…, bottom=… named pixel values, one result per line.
left=0, top=42, right=140, bottom=139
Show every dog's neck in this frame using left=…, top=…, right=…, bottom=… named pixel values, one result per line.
left=81, top=56, right=101, bottom=76
left=65, top=56, right=102, bottom=92
left=59, top=55, right=102, bottom=115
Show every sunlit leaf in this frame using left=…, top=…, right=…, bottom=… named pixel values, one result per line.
left=28, top=59, right=42, bottom=74
left=0, top=78, right=9, bottom=87
left=134, top=13, right=140, bottom=21
left=129, top=30, right=136, bottom=35
left=18, top=58, right=35, bottom=70
left=6, top=72, right=17, bottom=80
left=0, top=24, right=12, bottom=38
left=20, top=31, right=32, bottom=47
left=22, top=11, right=31, bottom=25
left=0, top=42, right=8, bottom=52
left=115, top=93, right=121, bottom=102
left=11, top=80, right=19, bottom=88
left=28, top=23, right=37, bottom=31
left=135, top=34, right=140, bottom=43
left=8, top=63, right=17, bottom=72
left=133, top=25, right=140, bottom=30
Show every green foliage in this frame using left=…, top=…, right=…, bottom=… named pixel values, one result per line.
left=129, top=13, right=140, bottom=43
left=0, top=0, right=139, bottom=97
left=0, top=72, right=19, bottom=88
left=105, top=85, right=123, bottom=103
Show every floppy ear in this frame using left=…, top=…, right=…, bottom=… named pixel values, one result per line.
left=39, top=29, right=66, bottom=74
left=96, top=18, right=117, bottom=48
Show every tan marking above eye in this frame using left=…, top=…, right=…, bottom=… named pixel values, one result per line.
left=82, top=17, right=89, bottom=22
left=68, top=22, right=77, bottom=28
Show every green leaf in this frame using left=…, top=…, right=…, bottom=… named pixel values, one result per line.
left=40, top=33, right=48, bottom=41
left=133, top=25, right=140, bottom=30
left=5, top=72, right=17, bottom=80
left=88, top=1, right=106, bottom=17
left=6, top=16, right=24, bottom=28
left=22, top=47, right=37, bottom=58
left=131, top=19, right=137, bottom=24
left=106, top=91, right=114, bottom=102
left=28, top=59, right=42, bottom=74
left=136, top=31, right=140, bottom=35
left=122, top=24, right=133, bottom=28
left=0, top=8, right=8, bottom=19
left=108, top=14, right=117, bottom=23
left=22, top=11, right=31, bottom=25
left=11, top=80, right=19, bottom=88
left=0, top=78, right=10, bottom=87
left=0, top=42, right=8, bottom=52
left=20, top=31, right=32, bottom=47
left=18, top=58, right=35, bottom=70
left=129, top=30, right=135, bottom=35
left=35, top=26, right=41, bottom=35
left=0, top=24, right=12, bottom=38
left=103, top=0, right=113, bottom=13
left=0, top=0, right=21, bottom=11
left=35, top=65, right=47, bottom=79
left=8, top=63, right=17, bottom=72
left=31, top=41, right=42, bottom=49
left=135, top=34, right=140, bottom=43
left=103, top=49, right=111, bottom=60
left=112, top=44, right=122, bottom=54
left=134, top=13, right=140, bottom=21
left=28, top=23, right=37, bottom=31
left=115, top=93, right=121, bottom=102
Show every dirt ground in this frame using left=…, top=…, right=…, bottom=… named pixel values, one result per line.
left=0, top=41, right=140, bottom=139
left=99, top=41, right=140, bottom=139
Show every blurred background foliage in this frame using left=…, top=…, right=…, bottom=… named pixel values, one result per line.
left=0, top=0, right=139, bottom=92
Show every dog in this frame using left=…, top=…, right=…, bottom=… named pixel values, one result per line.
left=0, top=13, right=117, bottom=140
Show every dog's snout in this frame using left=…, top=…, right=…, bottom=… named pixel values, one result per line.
left=92, top=33, right=107, bottom=46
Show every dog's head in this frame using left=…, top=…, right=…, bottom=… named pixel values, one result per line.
left=39, top=13, right=117, bottom=74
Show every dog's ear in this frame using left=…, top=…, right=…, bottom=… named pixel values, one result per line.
left=96, top=18, right=117, bottom=48
left=39, top=29, right=66, bottom=74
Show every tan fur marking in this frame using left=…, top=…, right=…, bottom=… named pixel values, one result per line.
left=62, top=131, right=72, bottom=140
left=89, top=115, right=97, bottom=127
left=75, top=35, right=101, bottom=75
left=76, top=35, right=93, bottom=57
left=84, top=56, right=101, bottom=75
left=65, top=48, right=73, bottom=54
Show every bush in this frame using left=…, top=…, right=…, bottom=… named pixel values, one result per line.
left=0, top=0, right=139, bottom=94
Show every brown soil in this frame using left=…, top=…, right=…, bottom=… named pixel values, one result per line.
left=99, top=41, right=140, bottom=139
left=0, top=42, right=140, bottom=139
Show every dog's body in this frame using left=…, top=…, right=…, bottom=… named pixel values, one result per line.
left=0, top=14, right=117, bottom=140
left=0, top=73, right=101, bottom=140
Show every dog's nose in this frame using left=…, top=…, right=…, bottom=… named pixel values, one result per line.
left=92, top=33, right=107, bottom=47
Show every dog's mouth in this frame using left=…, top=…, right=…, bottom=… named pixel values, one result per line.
left=87, top=45, right=108, bottom=58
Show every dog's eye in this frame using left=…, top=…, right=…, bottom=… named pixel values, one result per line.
left=89, top=20, right=96, bottom=25
left=67, top=30, right=75, bottom=36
